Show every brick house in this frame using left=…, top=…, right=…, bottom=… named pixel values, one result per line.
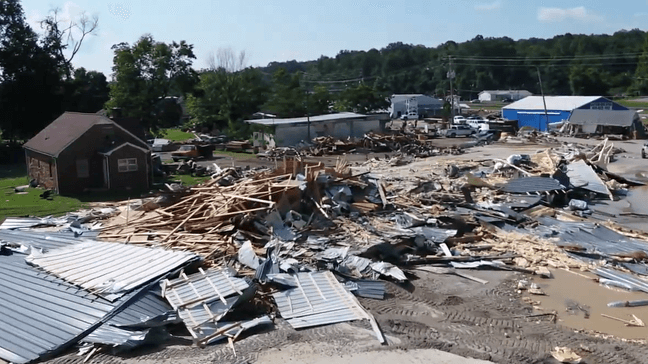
left=23, top=112, right=152, bottom=195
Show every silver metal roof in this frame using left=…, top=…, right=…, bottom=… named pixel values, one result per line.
left=503, top=96, right=602, bottom=111
left=26, top=240, right=200, bottom=301
left=0, top=253, right=123, bottom=363
left=568, top=109, right=637, bottom=127
left=566, top=160, right=612, bottom=197
left=245, top=112, right=366, bottom=126
left=162, top=268, right=251, bottom=345
left=0, top=217, right=69, bottom=230
left=0, top=250, right=184, bottom=363
left=0, top=229, right=97, bottom=252
left=272, top=271, right=370, bottom=329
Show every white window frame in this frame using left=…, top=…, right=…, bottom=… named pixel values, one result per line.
left=118, top=158, right=138, bottom=172
left=590, top=102, right=612, bottom=110
left=76, top=159, right=89, bottom=178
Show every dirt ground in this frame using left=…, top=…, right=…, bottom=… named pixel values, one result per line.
left=45, top=136, right=648, bottom=364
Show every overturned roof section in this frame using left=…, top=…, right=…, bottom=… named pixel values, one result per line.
left=245, top=112, right=366, bottom=126
left=568, top=109, right=637, bottom=127
left=479, top=90, right=531, bottom=95
left=502, top=96, right=601, bottom=111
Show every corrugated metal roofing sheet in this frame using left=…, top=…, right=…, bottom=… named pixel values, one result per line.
left=566, top=160, right=612, bottom=197
left=500, top=176, right=566, bottom=193
left=0, top=252, right=130, bottom=363
left=0, top=229, right=96, bottom=252
left=502, top=96, right=601, bottom=111
left=595, top=268, right=648, bottom=294
left=272, top=271, right=370, bottom=329
left=26, top=241, right=200, bottom=301
left=569, top=109, right=637, bottom=127
left=162, top=268, right=251, bottom=345
left=245, top=112, right=366, bottom=126
left=0, top=217, right=69, bottom=230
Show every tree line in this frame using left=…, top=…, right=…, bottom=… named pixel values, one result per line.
left=2, top=0, right=648, bottom=141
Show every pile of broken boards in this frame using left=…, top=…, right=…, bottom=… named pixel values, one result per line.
left=300, top=132, right=463, bottom=158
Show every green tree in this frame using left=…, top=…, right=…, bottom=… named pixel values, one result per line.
left=0, top=0, right=63, bottom=140
left=630, top=34, right=648, bottom=95
left=308, top=85, right=333, bottom=115
left=334, top=83, right=389, bottom=114
left=105, top=34, right=198, bottom=131
left=264, top=68, right=306, bottom=117
left=64, top=67, right=110, bottom=112
left=186, top=68, right=267, bottom=137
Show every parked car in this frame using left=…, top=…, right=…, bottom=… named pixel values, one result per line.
left=444, top=125, right=475, bottom=138
left=401, top=110, right=418, bottom=121
left=453, top=116, right=467, bottom=124
left=642, top=142, right=648, bottom=159
left=171, top=144, right=214, bottom=161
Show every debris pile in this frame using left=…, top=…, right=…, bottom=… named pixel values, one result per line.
left=2, top=136, right=648, bottom=363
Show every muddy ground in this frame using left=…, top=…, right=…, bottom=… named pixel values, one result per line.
left=45, top=136, right=648, bottom=364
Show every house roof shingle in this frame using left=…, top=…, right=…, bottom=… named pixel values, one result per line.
left=23, top=112, right=148, bottom=157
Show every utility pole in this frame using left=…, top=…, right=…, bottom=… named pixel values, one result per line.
left=306, top=89, right=311, bottom=142
left=536, top=67, right=549, bottom=130
left=447, top=56, right=456, bottom=123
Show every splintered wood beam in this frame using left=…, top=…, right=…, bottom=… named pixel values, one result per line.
left=163, top=202, right=208, bottom=241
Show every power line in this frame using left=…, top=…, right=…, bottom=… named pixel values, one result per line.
left=451, top=52, right=644, bottom=61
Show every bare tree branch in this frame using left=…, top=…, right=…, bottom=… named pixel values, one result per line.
left=208, top=47, right=247, bottom=72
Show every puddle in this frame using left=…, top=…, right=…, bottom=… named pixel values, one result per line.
left=626, top=186, right=648, bottom=216
left=526, top=269, right=648, bottom=339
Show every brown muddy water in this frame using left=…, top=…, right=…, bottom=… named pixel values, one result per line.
left=526, top=269, right=648, bottom=339
left=626, top=185, right=648, bottom=216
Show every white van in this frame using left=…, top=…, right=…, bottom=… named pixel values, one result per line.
left=453, top=116, right=466, bottom=124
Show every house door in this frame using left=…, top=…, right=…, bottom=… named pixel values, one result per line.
left=102, top=157, right=110, bottom=189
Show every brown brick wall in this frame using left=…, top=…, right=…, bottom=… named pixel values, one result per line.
left=25, top=150, right=57, bottom=190
left=107, top=145, right=149, bottom=191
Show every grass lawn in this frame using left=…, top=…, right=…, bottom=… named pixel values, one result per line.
left=159, top=128, right=195, bottom=142
left=0, top=174, right=85, bottom=222
left=167, top=174, right=211, bottom=186
left=617, top=100, right=648, bottom=109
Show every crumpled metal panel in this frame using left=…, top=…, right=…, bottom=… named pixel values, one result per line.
left=595, top=268, right=648, bottom=294
left=107, top=290, right=179, bottom=328
left=162, top=268, right=251, bottom=346
left=536, top=218, right=648, bottom=260
left=0, top=229, right=96, bottom=252
left=500, top=176, right=565, bottom=193
left=272, top=271, right=370, bottom=329
left=0, top=217, right=69, bottom=230
left=566, top=160, right=611, bottom=196
left=26, top=240, right=201, bottom=301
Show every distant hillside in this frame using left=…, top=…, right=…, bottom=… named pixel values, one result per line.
left=259, top=29, right=648, bottom=99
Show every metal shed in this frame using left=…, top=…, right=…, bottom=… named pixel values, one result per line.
left=502, top=96, right=628, bottom=132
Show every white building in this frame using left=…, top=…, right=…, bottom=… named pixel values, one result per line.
left=478, top=90, right=532, bottom=102
left=246, top=112, right=389, bottom=147
left=389, top=94, right=443, bottom=119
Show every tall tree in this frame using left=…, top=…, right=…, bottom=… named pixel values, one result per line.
left=64, top=67, right=109, bottom=112
left=264, top=68, right=306, bottom=118
left=0, top=0, right=62, bottom=140
left=38, top=8, right=98, bottom=78
left=334, top=83, right=389, bottom=114
left=105, top=34, right=198, bottom=131
left=186, top=68, right=267, bottom=137
left=630, top=33, right=648, bottom=96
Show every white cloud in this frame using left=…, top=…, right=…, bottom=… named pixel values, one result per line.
left=537, top=6, right=603, bottom=22
left=475, top=1, right=502, bottom=11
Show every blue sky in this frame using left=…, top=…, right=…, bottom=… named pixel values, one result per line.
left=22, top=0, right=648, bottom=78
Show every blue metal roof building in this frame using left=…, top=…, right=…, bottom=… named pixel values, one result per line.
left=502, top=96, right=628, bottom=131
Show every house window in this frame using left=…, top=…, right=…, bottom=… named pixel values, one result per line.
left=118, top=158, right=138, bottom=172
left=76, top=159, right=89, bottom=178
left=590, top=102, right=612, bottom=110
